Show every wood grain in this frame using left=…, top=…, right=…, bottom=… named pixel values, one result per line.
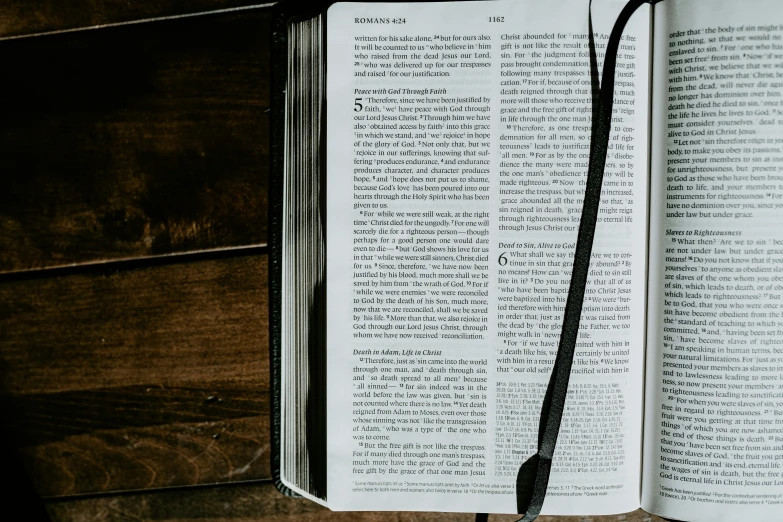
left=44, top=481, right=667, bottom=522
left=0, top=254, right=271, bottom=496
left=23, top=413, right=269, bottom=497
left=0, top=0, right=274, bottom=39
left=0, top=9, right=269, bottom=273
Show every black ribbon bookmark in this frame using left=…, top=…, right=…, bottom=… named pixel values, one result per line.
left=514, top=1, right=664, bottom=520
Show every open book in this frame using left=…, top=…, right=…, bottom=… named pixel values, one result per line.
left=270, top=0, right=783, bottom=520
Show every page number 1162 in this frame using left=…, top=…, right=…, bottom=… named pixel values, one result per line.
left=488, top=16, right=504, bottom=22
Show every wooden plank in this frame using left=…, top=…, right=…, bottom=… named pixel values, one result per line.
left=1, top=254, right=271, bottom=496
left=0, top=1, right=273, bottom=39
left=0, top=254, right=269, bottom=395
left=0, top=9, right=269, bottom=273
left=23, top=413, right=270, bottom=498
left=44, top=481, right=667, bottom=522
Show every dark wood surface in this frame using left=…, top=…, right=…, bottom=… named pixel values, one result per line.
left=0, top=8, right=269, bottom=273
left=0, top=2, right=666, bottom=521
left=0, top=0, right=272, bottom=38
left=1, top=254, right=270, bottom=497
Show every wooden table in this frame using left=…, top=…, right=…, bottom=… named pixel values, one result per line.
left=0, top=2, right=664, bottom=521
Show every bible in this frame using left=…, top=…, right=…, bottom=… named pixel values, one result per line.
left=269, top=0, right=783, bottom=520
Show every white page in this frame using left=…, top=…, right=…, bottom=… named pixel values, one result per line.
left=644, top=1, right=783, bottom=521
left=327, top=0, right=650, bottom=514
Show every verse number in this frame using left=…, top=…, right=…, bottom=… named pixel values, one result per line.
left=488, top=16, right=504, bottom=22
left=354, top=98, right=363, bottom=112
left=498, top=252, right=508, bottom=266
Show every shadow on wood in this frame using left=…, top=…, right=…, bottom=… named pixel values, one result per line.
left=0, top=9, right=269, bottom=272
left=0, top=0, right=275, bottom=39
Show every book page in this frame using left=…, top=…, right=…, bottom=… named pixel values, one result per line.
left=643, top=1, right=783, bottom=521
left=327, top=0, right=650, bottom=515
